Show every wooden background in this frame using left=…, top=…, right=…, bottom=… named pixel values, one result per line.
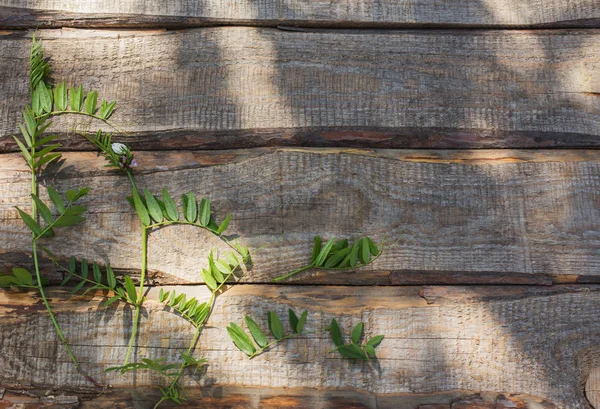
left=1, top=1, right=600, bottom=408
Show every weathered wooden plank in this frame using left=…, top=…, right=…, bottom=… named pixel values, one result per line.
left=1, top=0, right=599, bottom=28
left=0, top=388, right=560, bottom=409
left=2, top=149, right=599, bottom=284
left=2, top=28, right=600, bottom=150
left=0, top=285, right=598, bottom=409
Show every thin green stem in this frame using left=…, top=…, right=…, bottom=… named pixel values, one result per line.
left=123, top=225, right=147, bottom=366
left=37, top=110, right=127, bottom=134
left=271, top=264, right=314, bottom=282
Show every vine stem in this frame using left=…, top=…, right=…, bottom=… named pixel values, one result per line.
left=271, top=264, right=314, bottom=282
left=29, top=152, right=100, bottom=386
left=123, top=172, right=147, bottom=366
left=37, top=110, right=127, bottom=134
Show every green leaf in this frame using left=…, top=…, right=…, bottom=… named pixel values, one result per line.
left=330, top=239, right=348, bottom=254
left=360, top=238, right=371, bottom=264
left=31, top=194, right=53, bottom=225
left=215, top=259, right=232, bottom=277
left=69, top=256, right=76, bottom=273
left=70, top=279, right=86, bottom=296
left=70, top=85, right=84, bottom=111
left=80, top=259, right=88, bottom=279
left=104, top=295, right=121, bottom=307
left=217, top=214, right=231, bottom=234
left=144, top=189, right=163, bottom=223
left=74, top=187, right=91, bottom=201
left=36, top=81, right=53, bottom=113
left=106, top=264, right=116, bottom=288
left=348, top=240, right=360, bottom=267
left=161, top=189, right=179, bottom=221
left=314, top=237, right=336, bottom=267
left=199, top=198, right=210, bottom=226
left=366, top=237, right=379, bottom=257
left=0, top=275, right=18, bottom=287
left=366, top=335, right=384, bottom=348
left=47, top=186, right=65, bottom=213
left=351, top=322, right=363, bottom=344
left=365, top=345, right=377, bottom=358
left=328, top=318, right=344, bottom=347
left=158, top=288, right=168, bottom=303
left=132, top=189, right=150, bottom=226
left=33, top=144, right=60, bottom=159
left=288, top=309, right=299, bottom=333
left=22, top=109, right=36, bottom=143
left=182, top=192, right=197, bottom=223
left=60, top=272, right=73, bottom=286
left=85, top=90, right=98, bottom=114
left=99, top=100, right=116, bottom=119
left=53, top=82, right=67, bottom=111
left=227, top=323, right=256, bottom=356
left=53, top=215, right=85, bottom=228
left=201, top=268, right=217, bottom=290
left=12, top=135, right=32, bottom=164
left=208, top=254, right=225, bottom=282
left=12, top=268, right=33, bottom=286
left=18, top=124, right=32, bottom=149
left=323, top=247, right=350, bottom=269
left=93, top=262, right=102, bottom=282
left=35, top=153, right=62, bottom=170
left=124, top=276, right=137, bottom=304
left=65, top=190, right=77, bottom=202
left=297, top=310, right=308, bottom=333
left=311, top=236, right=322, bottom=263
left=16, top=207, right=42, bottom=235
left=337, top=343, right=369, bottom=360
left=245, top=316, right=268, bottom=348
left=268, top=311, right=284, bottom=340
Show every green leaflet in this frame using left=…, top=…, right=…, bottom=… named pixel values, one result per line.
left=268, top=311, right=284, bottom=340
left=70, top=85, right=84, bottom=111
left=296, top=310, right=308, bottom=333
left=85, top=90, right=98, bottom=114
left=245, top=316, right=268, bottom=348
left=144, top=189, right=163, bottom=223
left=30, top=194, right=52, bottom=225
left=12, top=267, right=33, bottom=286
left=53, top=82, right=67, bottom=111
left=227, top=323, right=256, bottom=356
left=328, top=318, right=343, bottom=347
left=47, top=186, right=65, bottom=213
left=199, top=198, right=210, bottom=226
left=201, top=268, right=217, bottom=290
left=323, top=247, right=350, bottom=269
left=35, top=82, right=53, bottom=113
left=311, top=235, right=322, bottom=263
left=124, top=276, right=137, bottom=304
left=106, top=264, right=116, bottom=289
left=366, top=335, right=384, bottom=348
left=161, top=189, right=179, bottom=221
left=132, top=189, right=150, bottom=226
left=99, top=100, right=116, bottom=119
left=314, top=237, right=336, bottom=267
left=337, top=344, right=368, bottom=360
left=182, top=192, right=197, bottom=223
left=366, top=237, right=379, bottom=257
left=53, top=215, right=85, bottom=228
left=351, top=322, right=363, bottom=344
left=217, top=214, right=231, bottom=234
left=92, top=262, right=102, bottom=282
left=16, top=207, right=42, bottom=236
left=360, top=238, right=371, bottom=264
left=288, top=309, right=299, bottom=333
left=365, top=344, right=377, bottom=358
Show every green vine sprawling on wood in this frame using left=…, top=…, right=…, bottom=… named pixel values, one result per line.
left=1, top=35, right=386, bottom=407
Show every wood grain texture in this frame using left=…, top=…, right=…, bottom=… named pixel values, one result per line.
left=2, top=28, right=600, bottom=150
left=0, top=285, right=598, bottom=409
left=1, top=0, right=599, bottom=28
left=2, top=149, right=599, bottom=284
left=0, top=388, right=561, bottom=409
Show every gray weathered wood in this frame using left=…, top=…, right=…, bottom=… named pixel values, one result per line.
left=2, top=28, right=600, bottom=150
left=0, top=285, right=598, bottom=409
left=1, top=0, right=599, bottom=28
left=2, top=149, right=599, bottom=284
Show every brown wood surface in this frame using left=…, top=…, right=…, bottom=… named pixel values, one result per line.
left=0, top=285, right=597, bottom=408
left=0, top=388, right=560, bottom=409
left=2, top=149, right=599, bottom=284
left=2, top=28, right=600, bottom=150
left=1, top=0, right=599, bottom=28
